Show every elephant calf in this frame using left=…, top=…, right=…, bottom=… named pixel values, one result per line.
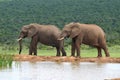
left=58, top=22, right=110, bottom=57
left=17, top=23, right=66, bottom=56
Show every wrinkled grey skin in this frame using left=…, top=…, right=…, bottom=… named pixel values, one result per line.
left=58, top=22, right=110, bottom=57
left=18, top=23, right=66, bottom=56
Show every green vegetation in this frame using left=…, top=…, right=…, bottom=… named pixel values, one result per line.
left=0, top=54, right=13, bottom=68
left=23, top=46, right=120, bottom=58
left=0, top=45, right=120, bottom=58
left=0, top=0, right=120, bottom=45
left=0, top=0, right=120, bottom=58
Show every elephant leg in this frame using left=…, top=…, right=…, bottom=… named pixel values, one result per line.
left=97, top=47, right=102, bottom=57
left=29, top=35, right=38, bottom=56
left=75, top=43, right=80, bottom=57
left=101, top=41, right=110, bottom=57
left=71, top=39, right=76, bottom=56
left=103, top=46, right=110, bottom=57
left=61, top=47, right=66, bottom=56
left=29, top=42, right=33, bottom=55
left=58, top=40, right=66, bottom=56
left=33, top=43, right=38, bottom=56
left=75, top=40, right=81, bottom=57
left=56, top=47, right=61, bottom=56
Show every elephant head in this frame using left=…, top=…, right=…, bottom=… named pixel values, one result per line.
left=58, top=22, right=81, bottom=40
left=17, top=24, right=38, bottom=54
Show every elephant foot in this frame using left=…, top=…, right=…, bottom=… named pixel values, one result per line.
left=97, top=55, right=102, bottom=58
left=56, top=54, right=60, bottom=56
left=62, top=54, right=66, bottom=56
left=106, top=55, right=110, bottom=57
left=62, top=52, right=67, bottom=56
left=76, top=56, right=81, bottom=58
left=29, top=53, right=32, bottom=55
left=71, top=54, right=75, bottom=57
left=33, top=53, right=37, bottom=56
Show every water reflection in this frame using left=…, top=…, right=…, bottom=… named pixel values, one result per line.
left=0, top=61, right=120, bottom=80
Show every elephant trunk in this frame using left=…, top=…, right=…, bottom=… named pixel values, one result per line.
left=58, top=33, right=66, bottom=40
left=18, top=39, right=22, bottom=54
left=58, top=32, right=68, bottom=40
left=17, top=37, right=23, bottom=54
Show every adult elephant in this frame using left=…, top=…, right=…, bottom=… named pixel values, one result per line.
left=58, top=22, right=110, bottom=57
left=17, top=23, right=66, bottom=56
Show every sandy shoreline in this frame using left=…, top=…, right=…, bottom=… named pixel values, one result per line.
left=14, top=54, right=120, bottom=63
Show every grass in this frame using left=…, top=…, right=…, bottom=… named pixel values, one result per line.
left=65, top=46, right=120, bottom=58
left=0, top=45, right=120, bottom=68
left=0, top=45, right=120, bottom=58
left=38, top=45, right=120, bottom=58
left=0, top=54, right=13, bottom=68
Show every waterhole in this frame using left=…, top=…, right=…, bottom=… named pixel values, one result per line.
left=0, top=61, right=120, bottom=80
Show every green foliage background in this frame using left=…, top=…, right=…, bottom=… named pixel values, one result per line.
left=0, top=0, right=120, bottom=45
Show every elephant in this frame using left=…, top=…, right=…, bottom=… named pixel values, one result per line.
left=58, top=22, right=110, bottom=57
left=17, top=23, right=66, bottom=56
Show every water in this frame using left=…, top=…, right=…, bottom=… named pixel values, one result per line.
left=0, top=61, right=120, bottom=80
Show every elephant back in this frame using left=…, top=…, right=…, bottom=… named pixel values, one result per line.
left=37, top=24, right=61, bottom=46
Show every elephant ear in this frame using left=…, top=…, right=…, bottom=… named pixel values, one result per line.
left=70, top=26, right=80, bottom=38
left=27, top=24, right=38, bottom=38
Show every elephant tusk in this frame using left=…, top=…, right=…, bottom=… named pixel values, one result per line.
left=17, top=38, right=22, bottom=41
left=58, top=37, right=64, bottom=40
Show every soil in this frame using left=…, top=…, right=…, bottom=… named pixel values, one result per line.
left=112, top=79, right=120, bottom=80
left=106, top=78, right=120, bottom=80
left=14, top=54, right=120, bottom=63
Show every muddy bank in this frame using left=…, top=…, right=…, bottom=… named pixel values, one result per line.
left=14, top=54, right=120, bottom=63
left=106, top=78, right=120, bottom=80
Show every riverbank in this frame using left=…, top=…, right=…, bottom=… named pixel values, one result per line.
left=14, top=54, right=120, bottom=63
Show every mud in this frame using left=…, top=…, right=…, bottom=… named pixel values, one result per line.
left=107, top=78, right=120, bottom=80
left=14, top=54, right=120, bottom=63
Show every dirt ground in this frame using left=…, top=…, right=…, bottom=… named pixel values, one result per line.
left=106, top=78, right=120, bottom=80
left=14, top=54, right=120, bottom=63
left=111, top=78, right=120, bottom=80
